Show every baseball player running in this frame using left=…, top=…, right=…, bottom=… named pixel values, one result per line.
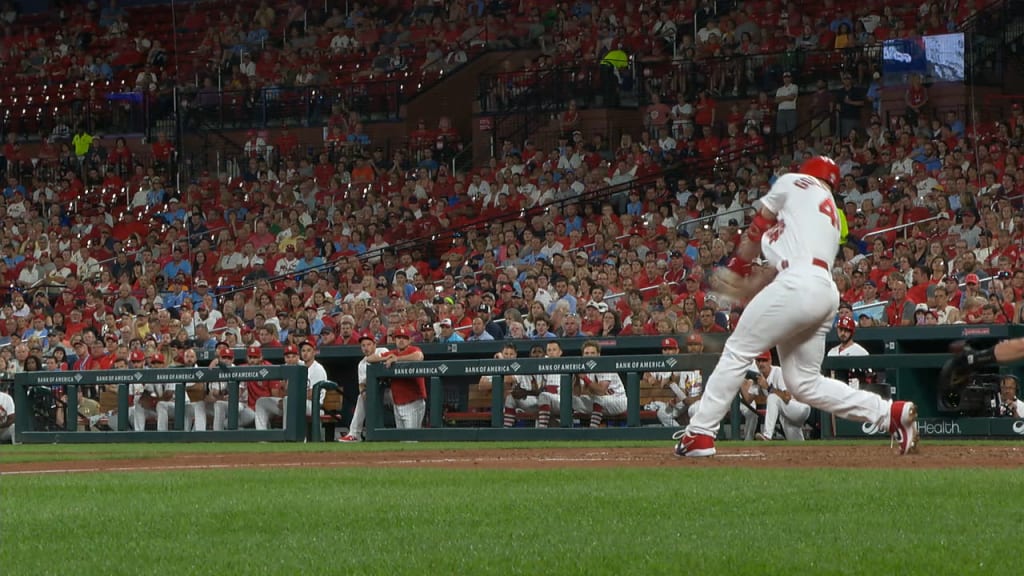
left=338, top=332, right=390, bottom=442
left=752, top=351, right=810, bottom=441
left=674, top=156, right=918, bottom=457
left=576, top=340, right=627, bottom=427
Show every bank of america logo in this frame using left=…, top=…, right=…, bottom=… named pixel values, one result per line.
left=259, top=369, right=269, bottom=378
left=665, top=358, right=678, bottom=368
left=74, top=373, right=83, bottom=382
left=437, top=364, right=449, bottom=374
left=133, top=372, right=144, bottom=380
left=510, top=362, right=521, bottom=372
left=195, top=370, right=205, bottom=379
left=585, top=360, right=597, bottom=370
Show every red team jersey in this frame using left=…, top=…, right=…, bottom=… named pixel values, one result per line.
left=383, top=346, right=427, bottom=405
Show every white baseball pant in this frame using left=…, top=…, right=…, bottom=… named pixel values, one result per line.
left=349, top=389, right=394, bottom=436
left=192, top=402, right=217, bottom=431
left=738, top=403, right=760, bottom=440
left=657, top=400, right=700, bottom=427
left=0, top=425, right=13, bottom=443
left=393, top=399, right=425, bottom=429
left=133, top=406, right=156, bottom=431
left=156, top=401, right=194, bottom=431
left=761, top=395, right=811, bottom=440
left=687, top=268, right=891, bottom=437
left=213, top=401, right=256, bottom=430
left=503, top=395, right=539, bottom=427
left=536, top=391, right=589, bottom=428
left=254, top=397, right=284, bottom=430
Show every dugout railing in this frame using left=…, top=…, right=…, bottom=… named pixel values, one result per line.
left=13, top=365, right=308, bottom=443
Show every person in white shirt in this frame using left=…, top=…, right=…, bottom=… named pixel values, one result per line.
left=338, top=332, right=390, bottom=442
left=647, top=337, right=704, bottom=427
left=752, top=351, right=810, bottom=441
left=0, top=388, right=15, bottom=443
left=575, top=340, right=628, bottom=427
left=467, top=174, right=491, bottom=200
left=775, top=71, right=799, bottom=140
left=827, top=316, right=871, bottom=389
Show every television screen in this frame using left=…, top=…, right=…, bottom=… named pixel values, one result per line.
left=882, top=33, right=964, bottom=84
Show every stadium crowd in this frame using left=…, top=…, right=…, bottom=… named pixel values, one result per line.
left=0, top=0, right=1017, bottom=380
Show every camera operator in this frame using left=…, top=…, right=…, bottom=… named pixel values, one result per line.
left=997, top=375, right=1024, bottom=418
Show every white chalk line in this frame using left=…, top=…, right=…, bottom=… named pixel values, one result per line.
left=0, top=453, right=690, bottom=476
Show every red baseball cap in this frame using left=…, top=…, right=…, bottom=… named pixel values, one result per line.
left=756, top=351, right=772, bottom=361
left=660, top=337, right=679, bottom=349
left=218, top=348, right=234, bottom=359
left=283, top=344, right=299, bottom=355
left=393, top=327, right=411, bottom=338
left=358, top=331, right=376, bottom=343
left=686, top=333, right=703, bottom=345
left=246, top=345, right=262, bottom=358
left=298, top=336, right=317, bottom=350
left=151, top=352, right=166, bottom=364
left=129, top=350, right=145, bottom=362
left=965, top=273, right=980, bottom=285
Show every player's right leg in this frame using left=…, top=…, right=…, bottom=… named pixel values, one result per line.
left=777, top=318, right=916, bottom=454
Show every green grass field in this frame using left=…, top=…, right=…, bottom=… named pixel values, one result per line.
left=1, top=442, right=1019, bottom=575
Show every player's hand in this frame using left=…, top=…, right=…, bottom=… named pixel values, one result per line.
left=511, top=387, right=528, bottom=400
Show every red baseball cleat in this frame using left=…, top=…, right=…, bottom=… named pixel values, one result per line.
left=888, top=401, right=919, bottom=455
left=672, top=430, right=716, bottom=457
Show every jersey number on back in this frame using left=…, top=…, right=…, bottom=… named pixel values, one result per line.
left=818, top=198, right=840, bottom=231
left=794, top=177, right=841, bottom=232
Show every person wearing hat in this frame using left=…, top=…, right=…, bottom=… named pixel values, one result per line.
left=775, top=71, right=798, bottom=145
left=418, top=322, right=438, bottom=344
left=948, top=208, right=982, bottom=249
left=476, top=303, right=504, bottom=339
left=269, top=337, right=330, bottom=429
left=645, top=337, right=704, bottom=428
left=685, top=332, right=704, bottom=353
left=364, top=326, right=426, bottom=429
left=128, top=352, right=170, bottom=431
left=254, top=344, right=301, bottom=430
left=338, top=332, right=391, bottom=442
left=851, top=280, right=884, bottom=325
left=750, top=350, right=810, bottom=441
left=437, top=318, right=464, bottom=343
left=195, top=347, right=248, bottom=431
left=153, top=349, right=197, bottom=431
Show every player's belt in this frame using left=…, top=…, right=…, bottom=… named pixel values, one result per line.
left=780, top=258, right=829, bottom=271
left=543, top=386, right=559, bottom=393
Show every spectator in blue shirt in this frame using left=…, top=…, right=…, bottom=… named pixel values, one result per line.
left=437, top=319, right=465, bottom=342
left=161, top=247, right=192, bottom=280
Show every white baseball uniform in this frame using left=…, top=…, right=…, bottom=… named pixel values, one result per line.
left=536, top=373, right=584, bottom=428
left=346, top=347, right=390, bottom=437
left=131, top=383, right=158, bottom=431
left=214, top=383, right=255, bottom=430
left=686, top=173, right=892, bottom=438
left=0, top=391, right=15, bottom=443
left=155, top=381, right=194, bottom=431
left=738, top=377, right=763, bottom=441
left=759, top=365, right=811, bottom=440
left=826, top=342, right=870, bottom=389
left=655, top=370, right=703, bottom=426
left=257, top=360, right=328, bottom=430
left=501, top=373, right=544, bottom=427
left=577, top=371, right=628, bottom=426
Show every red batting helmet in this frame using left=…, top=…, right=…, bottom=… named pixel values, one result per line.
left=837, top=316, right=856, bottom=333
left=798, top=156, right=841, bottom=191
left=756, top=351, right=772, bottom=361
